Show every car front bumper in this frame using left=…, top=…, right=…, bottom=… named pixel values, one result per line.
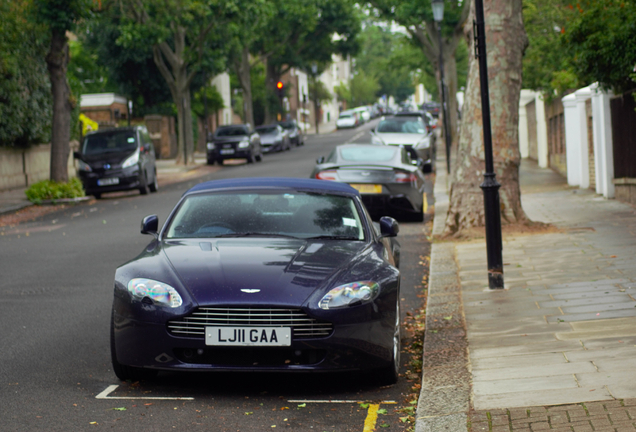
left=112, top=302, right=395, bottom=373
left=78, top=166, right=142, bottom=195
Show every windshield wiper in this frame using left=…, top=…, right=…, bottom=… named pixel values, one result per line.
left=212, top=232, right=299, bottom=239
left=305, top=235, right=361, bottom=240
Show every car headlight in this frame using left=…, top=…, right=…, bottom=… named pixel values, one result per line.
left=122, top=151, right=140, bottom=168
left=206, top=142, right=215, bottom=150
left=319, top=281, right=379, bottom=310
left=414, top=138, right=430, bottom=149
left=78, top=160, right=92, bottom=172
left=238, top=139, right=250, bottom=149
left=127, top=278, right=183, bottom=308
left=371, top=136, right=385, bottom=145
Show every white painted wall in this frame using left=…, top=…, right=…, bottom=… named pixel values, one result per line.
left=562, top=93, right=580, bottom=186
left=590, top=83, right=615, bottom=198
left=535, top=94, right=549, bottom=168
left=518, top=90, right=537, bottom=159
left=211, top=72, right=232, bottom=125
left=574, top=85, right=593, bottom=189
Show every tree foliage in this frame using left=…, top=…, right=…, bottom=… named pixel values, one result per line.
left=0, top=0, right=52, bottom=147
left=564, top=0, right=636, bottom=94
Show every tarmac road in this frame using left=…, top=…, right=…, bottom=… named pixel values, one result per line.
left=0, top=120, right=434, bottom=431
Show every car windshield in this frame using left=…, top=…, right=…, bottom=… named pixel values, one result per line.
left=256, top=126, right=278, bottom=134
left=278, top=122, right=295, bottom=129
left=376, top=119, right=425, bottom=134
left=82, top=130, right=137, bottom=155
left=165, top=191, right=365, bottom=240
left=339, top=113, right=352, bottom=119
left=340, top=146, right=397, bottom=162
left=215, top=126, right=248, bottom=137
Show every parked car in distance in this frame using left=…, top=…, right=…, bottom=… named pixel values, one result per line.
left=336, top=110, right=359, bottom=129
left=278, top=120, right=304, bottom=146
left=420, top=102, right=440, bottom=118
left=370, top=116, right=434, bottom=172
left=312, top=144, right=426, bottom=221
left=207, top=124, right=262, bottom=165
left=394, top=110, right=437, bottom=156
left=110, top=177, right=402, bottom=385
left=74, top=126, right=158, bottom=199
left=256, top=124, right=291, bottom=153
left=354, top=106, right=371, bottom=123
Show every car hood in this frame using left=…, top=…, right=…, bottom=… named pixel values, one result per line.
left=162, top=238, right=367, bottom=306
left=213, top=136, right=247, bottom=144
left=375, top=133, right=425, bottom=145
left=82, top=150, right=136, bottom=166
left=259, top=134, right=280, bottom=144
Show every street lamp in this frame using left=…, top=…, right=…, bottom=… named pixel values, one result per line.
left=431, top=0, right=452, bottom=175
left=473, top=0, right=504, bottom=289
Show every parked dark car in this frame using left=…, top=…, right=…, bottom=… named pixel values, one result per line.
left=207, top=124, right=263, bottom=165
left=110, top=178, right=401, bottom=385
left=278, top=120, right=304, bottom=146
left=256, top=124, right=291, bottom=153
left=312, top=144, right=426, bottom=221
left=74, top=126, right=158, bottom=199
left=420, top=102, right=440, bottom=118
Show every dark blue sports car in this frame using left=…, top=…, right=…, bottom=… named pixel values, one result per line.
left=110, top=178, right=401, bottom=384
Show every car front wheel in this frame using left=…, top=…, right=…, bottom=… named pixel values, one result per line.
left=375, top=300, right=401, bottom=385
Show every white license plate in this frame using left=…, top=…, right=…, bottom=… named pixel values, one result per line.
left=97, top=178, right=119, bottom=186
left=205, top=326, right=291, bottom=346
left=220, top=149, right=235, bottom=155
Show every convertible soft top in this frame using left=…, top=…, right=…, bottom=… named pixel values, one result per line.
left=186, top=177, right=360, bottom=196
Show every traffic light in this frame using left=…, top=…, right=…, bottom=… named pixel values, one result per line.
left=276, top=81, right=284, bottom=99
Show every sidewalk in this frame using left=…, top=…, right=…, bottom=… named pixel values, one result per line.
left=417, top=157, right=636, bottom=431
left=0, top=154, right=214, bottom=216
left=303, top=119, right=337, bottom=136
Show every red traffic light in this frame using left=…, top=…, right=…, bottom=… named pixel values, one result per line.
left=276, top=81, right=284, bottom=89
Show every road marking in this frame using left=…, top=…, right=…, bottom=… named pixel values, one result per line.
left=287, top=399, right=396, bottom=404
left=363, top=404, right=380, bottom=432
left=95, top=385, right=194, bottom=400
left=423, top=193, right=428, bottom=214
left=345, top=131, right=365, bottom=143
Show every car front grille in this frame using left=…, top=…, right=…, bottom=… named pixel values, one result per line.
left=167, top=307, right=333, bottom=340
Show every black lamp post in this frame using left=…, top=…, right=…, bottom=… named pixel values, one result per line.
left=431, top=0, right=452, bottom=175
left=473, top=0, right=504, bottom=289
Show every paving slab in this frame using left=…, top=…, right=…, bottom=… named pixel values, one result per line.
left=473, top=374, right=579, bottom=396
left=471, top=352, right=568, bottom=370
left=472, top=361, right=598, bottom=381
left=473, top=387, right=614, bottom=411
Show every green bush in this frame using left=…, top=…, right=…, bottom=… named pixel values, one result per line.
left=25, top=178, right=85, bottom=204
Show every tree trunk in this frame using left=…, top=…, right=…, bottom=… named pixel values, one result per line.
left=264, top=60, right=278, bottom=124
left=46, top=29, right=72, bottom=183
left=443, top=0, right=529, bottom=236
left=443, top=50, right=459, bottom=147
left=152, top=27, right=195, bottom=165
left=235, top=46, right=255, bottom=127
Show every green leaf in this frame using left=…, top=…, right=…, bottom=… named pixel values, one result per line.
left=377, top=408, right=388, bottom=415
left=112, top=407, right=126, bottom=411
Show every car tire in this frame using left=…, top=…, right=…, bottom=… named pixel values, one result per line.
left=110, top=311, right=158, bottom=381
left=206, top=158, right=215, bottom=165
left=255, top=152, right=263, bottom=162
left=149, top=170, right=158, bottom=193
left=93, top=193, right=102, bottom=199
left=375, top=300, right=401, bottom=385
left=139, top=172, right=149, bottom=195
left=217, top=159, right=224, bottom=165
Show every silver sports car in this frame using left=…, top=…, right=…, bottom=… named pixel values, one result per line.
left=371, top=116, right=434, bottom=172
left=311, top=144, right=426, bottom=221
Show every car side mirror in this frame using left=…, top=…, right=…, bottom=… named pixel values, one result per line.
left=370, top=128, right=375, bottom=134
left=378, top=216, right=399, bottom=238
left=141, top=215, right=159, bottom=237
left=73, top=151, right=81, bottom=160
left=316, top=156, right=325, bottom=164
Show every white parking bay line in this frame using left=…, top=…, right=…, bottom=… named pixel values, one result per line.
left=96, top=385, right=195, bottom=400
